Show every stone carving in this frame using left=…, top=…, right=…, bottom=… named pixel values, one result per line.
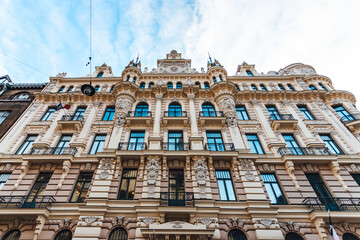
left=269, top=82, right=277, bottom=90
left=296, top=78, right=309, bottom=90
left=84, top=163, right=92, bottom=170
left=3, top=163, right=12, bottom=171
left=60, top=219, right=73, bottom=228
left=225, top=218, right=250, bottom=228
left=101, top=84, right=108, bottom=92
left=79, top=216, right=102, bottom=226
left=44, top=163, right=52, bottom=170
left=285, top=161, right=301, bottom=191
left=195, top=218, right=218, bottom=227
left=314, top=218, right=327, bottom=240
left=115, top=112, right=126, bottom=127
left=56, top=72, right=67, bottom=77
left=138, top=217, right=158, bottom=226
left=57, top=160, right=71, bottom=189
left=305, top=163, right=315, bottom=172
left=111, top=216, right=126, bottom=226
left=172, top=221, right=183, bottom=228
left=194, top=158, right=208, bottom=198
left=158, top=77, right=163, bottom=85
left=218, top=97, right=235, bottom=113
left=146, top=157, right=160, bottom=198
left=242, top=83, right=249, bottom=90
left=349, top=164, right=359, bottom=172
left=116, top=97, right=133, bottom=113
left=254, top=218, right=278, bottom=229
left=99, top=158, right=113, bottom=180
left=33, top=215, right=46, bottom=240
left=238, top=159, right=255, bottom=181
left=14, top=161, right=30, bottom=189
left=279, top=221, right=300, bottom=232
left=187, top=77, right=192, bottom=85
left=262, top=164, right=271, bottom=172
left=330, top=161, right=349, bottom=191
left=225, top=112, right=238, bottom=127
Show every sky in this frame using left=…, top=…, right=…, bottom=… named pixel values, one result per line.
left=0, top=0, right=360, bottom=104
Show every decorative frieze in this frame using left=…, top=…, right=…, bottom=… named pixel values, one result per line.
left=146, top=157, right=160, bottom=198
left=254, top=218, right=279, bottom=229
left=194, top=157, right=208, bottom=198
left=78, top=216, right=103, bottom=226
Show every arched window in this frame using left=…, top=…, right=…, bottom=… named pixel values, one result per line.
left=54, top=230, right=72, bottom=240
left=94, top=85, right=99, bottom=93
left=97, top=72, right=103, bottom=78
left=219, top=75, right=223, bottom=81
left=12, top=92, right=30, bottom=100
left=251, top=84, right=258, bottom=91
left=148, top=82, right=154, bottom=89
left=246, top=70, right=254, bottom=76
left=110, top=85, right=115, bottom=93
left=228, top=229, right=247, bottom=240
left=319, top=83, right=328, bottom=91
left=343, top=233, right=360, bottom=240
left=195, top=82, right=201, bottom=88
left=67, top=86, right=73, bottom=92
left=285, top=232, right=304, bottom=240
left=2, top=229, right=20, bottom=240
left=132, top=77, right=137, bottom=83
left=135, top=103, right=149, bottom=117
left=260, top=84, right=267, bottom=91
left=168, top=82, right=173, bottom=89
left=309, top=85, right=317, bottom=90
left=235, top=84, right=240, bottom=91
left=126, top=75, right=130, bottom=81
left=176, top=82, right=182, bottom=89
left=278, top=84, right=285, bottom=90
left=108, top=228, right=127, bottom=240
left=204, top=82, right=210, bottom=89
left=202, top=103, right=216, bottom=117
left=168, top=103, right=182, bottom=117
left=213, top=76, right=217, bottom=84
left=287, top=84, right=295, bottom=91
left=139, top=82, right=145, bottom=89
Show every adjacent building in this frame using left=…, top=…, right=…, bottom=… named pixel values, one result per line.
left=0, top=51, right=360, bottom=240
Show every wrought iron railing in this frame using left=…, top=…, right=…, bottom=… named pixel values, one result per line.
left=205, top=143, right=235, bottom=151
left=199, top=111, right=224, bottom=117
left=303, top=197, right=360, bottom=213
left=127, top=111, right=152, bottom=117
left=0, top=195, right=55, bottom=208
left=118, top=142, right=147, bottom=151
left=162, top=142, right=190, bottom=151
left=29, top=147, right=77, bottom=155
left=60, top=114, right=84, bottom=121
left=340, top=114, right=358, bottom=123
left=268, top=114, right=295, bottom=121
left=278, top=147, right=332, bottom=156
left=160, top=192, right=194, bottom=206
left=164, top=111, right=188, bottom=117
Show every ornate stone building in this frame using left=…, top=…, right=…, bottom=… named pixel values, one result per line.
left=0, top=50, right=360, bottom=240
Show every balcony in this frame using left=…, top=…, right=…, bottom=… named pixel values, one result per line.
left=198, top=111, right=226, bottom=127
left=205, top=143, right=235, bottom=151
left=0, top=195, right=55, bottom=209
left=29, top=147, right=77, bottom=156
left=57, top=114, right=84, bottom=131
left=162, top=142, right=190, bottom=151
left=278, top=147, right=332, bottom=156
left=126, top=111, right=152, bottom=126
left=162, top=111, right=188, bottom=126
left=160, top=192, right=194, bottom=206
left=269, top=114, right=298, bottom=130
left=118, top=142, right=147, bottom=151
left=303, top=197, right=360, bottom=213
left=340, top=114, right=360, bottom=133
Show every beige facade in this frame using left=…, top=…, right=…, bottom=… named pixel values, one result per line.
left=0, top=50, right=360, bottom=240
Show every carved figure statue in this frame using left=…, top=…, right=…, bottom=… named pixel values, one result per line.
left=116, top=97, right=133, bottom=113
left=218, top=97, right=235, bottom=113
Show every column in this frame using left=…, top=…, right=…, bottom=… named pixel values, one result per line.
left=149, top=94, right=163, bottom=150
left=187, top=94, right=204, bottom=150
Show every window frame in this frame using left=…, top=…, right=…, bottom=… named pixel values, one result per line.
left=309, top=85, right=317, bottom=90
left=128, top=131, right=145, bottom=150
left=266, top=105, right=281, bottom=120
left=246, top=70, right=254, bottom=76
left=118, top=169, right=138, bottom=200
left=167, top=82, right=173, bottom=89
left=168, top=103, right=182, bottom=117
left=0, top=110, right=10, bottom=124
left=40, top=107, right=56, bottom=121
left=333, top=105, right=355, bottom=122
left=58, top=86, right=65, bottom=93
left=176, top=82, right=182, bottom=89
left=278, top=84, right=285, bottom=91
left=235, top=105, right=250, bottom=120
left=260, top=84, right=267, bottom=91
left=0, top=173, right=11, bottom=190
left=139, top=82, right=145, bottom=89
left=215, top=170, right=236, bottom=201
left=261, top=173, right=287, bottom=205
left=319, top=134, right=344, bottom=155
left=16, top=135, right=37, bottom=154
left=202, top=103, right=216, bottom=117
left=251, top=84, right=258, bottom=91
left=89, top=134, right=106, bottom=154
left=70, top=172, right=93, bottom=203
left=246, top=134, right=264, bottom=154
left=134, top=103, right=149, bottom=117
left=102, top=106, right=115, bottom=121
left=67, top=86, right=73, bottom=92
left=72, top=107, right=87, bottom=121
left=287, top=84, right=295, bottom=91
left=298, top=105, right=315, bottom=120
left=282, top=134, right=303, bottom=155
left=204, top=82, right=210, bottom=89
left=206, top=131, right=225, bottom=151
left=54, top=229, right=72, bottom=240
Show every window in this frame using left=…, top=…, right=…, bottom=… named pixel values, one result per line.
left=298, top=105, right=315, bottom=120
left=342, top=233, right=360, bottom=240
left=0, top=111, right=10, bottom=124
left=97, top=72, right=103, bottom=78
left=320, top=134, right=344, bottom=155
left=94, top=85, right=99, bottom=92
left=25, top=172, right=52, bottom=207
left=70, top=172, right=93, bottom=203
left=219, top=75, right=223, bottom=81
left=132, top=77, right=137, bottom=83
left=40, top=107, right=55, bottom=121
left=260, top=84, right=267, bottom=91
left=167, top=82, right=173, bottom=89
left=0, top=173, right=11, bottom=190
left=251, top=84, right=258, bottom=91
left=278, top=84, right=285, bottom=90
left=235, top=84, right=240, bottom=91
left=58, top=86, right=65, bottom=93
left=283, top=134, right=303, bottom=155
left=213, top=76, right=217, bottom=84
left=103, top=106, right=115, bottom=121
left=139, top=82, right=145, bottom=89
left=202, top=103, right=216, bottom=117
left=176, top=82, right=182, bottom=89
left=319, top=83, right=328, bottom=91
left=118, top=169, right=137, bottom=200
left=54, top=230, right=72, bottom=240
left=228, top=229, right=247, bottom=240
left=236, top=105, right=249, bottom=120
left=333, top=106, right=355, bottom=122
left=148, top=82, right=154, bottom=89
left=287, top=84, right=295, bottom=91
left=108, top=228, right=128, bottom=240
left=134, top=103, right=149, bottom=117
left=16, top=135, right=37, bottom=154
left=267, top=106, right=281, bottom=120
left=351, top=174, right=360, bottom=186
left=168, top=131, right=184, bottom=151
left=206, top=131, right=224, bottom=151
left=195, top=82, right=201, bottom=88
left=126, top=75, right=130, bottom=81
left=110, top=85, right=115, bottom=92
left=309, top=85, right=317, bottom=90
left=73, top=107, right=86, bottom=120
left=261, top=173, right=287, bottom=204
left=216, top=170, right=236, bottom=201
left=89, top=134, right=106, bottom=154
left=67, top=86, right=73, bottom=92
left=246, top=134, right=264, bottom=154
left=2, top=229, right=20, bottom=240
left=285, top=232, right=304, bottom=240
left=246, top=70, right=254, bottom=76
left=128, top=131, right=145, bottom=150
left=204, top=82, right=210, bottom=89
left=12, top=92, right=30, bottom=100
left=168, top=103, right=182, bottom=117
left=54, top=135, right=72, bottom=154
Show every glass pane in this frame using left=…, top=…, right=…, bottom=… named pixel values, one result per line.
left=264, top=183, right=277, bottom=204
left=225, top=180, right=236, bottom=200
left=119, top=179, right=129, bottom=199
left=127, top=179, right=136, bottom=199
left=217, top=180, right=227, bottom=200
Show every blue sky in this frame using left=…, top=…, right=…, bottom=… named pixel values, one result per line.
left=1, top=0, right=360, bottom=103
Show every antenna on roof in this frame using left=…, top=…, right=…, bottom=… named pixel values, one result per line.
left=208, top=52, right=212, bottom=63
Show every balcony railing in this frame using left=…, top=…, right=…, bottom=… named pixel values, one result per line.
left=118, top=142, right=147, bottom=151
left=127, top=111, right=152, bottom=117
left=29, top=147, right=77, bottom=156
left=0, top=195, right=55, bottom=209
left=162, top=142, right=190, bottom=151
left=303, top=197, right=360, bottom=213
left=205, top=143, right=235, bottom=151
left=199, top=111, right=224, bottom=117
left=60, top=114, right=84, bottom=121
left=160, top=192, right=194, bottom=206
left=340, top=114, right=359, bottom=123
left=278, top=147, right=332, bottom=156
left=268, top=114, right=295, bottom=121
left=164, top=111, right=187, bottom=117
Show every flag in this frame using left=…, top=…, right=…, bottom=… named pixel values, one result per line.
left=55, top=102, right=63, bottom=111
left=329, top=210, right=340, bottom=240
left=63, top=101, right=71, bottom=110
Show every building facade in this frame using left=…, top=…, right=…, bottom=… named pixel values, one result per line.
left=0, top=50, right=360, bottom=240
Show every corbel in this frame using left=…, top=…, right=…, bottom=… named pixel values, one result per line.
left=314, top=218, right=327, bottom=240
left=232, top=156, right=240, bottom=180
left=13, top=161, right=30, bottom=189
left=114, top=156, right=122, bottom=178
left=162, top=156, right=167, bottom=179
left=186, top=156, right=191, bottom=180
left=33, top=215, right=46, bottom=240
left=285, top=161, right=301, bottom=191
left=208, top=156, right=215, bottom=180
left=57, top=160, right=71, bottom=189
left=139, top=156, right=145, bottom=179
left=329, top=161, right=349, bottom=191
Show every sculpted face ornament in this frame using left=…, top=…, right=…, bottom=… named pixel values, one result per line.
left=226, top=112, right=237, bottom=127
left=115, top=113, right=126, bottom=127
